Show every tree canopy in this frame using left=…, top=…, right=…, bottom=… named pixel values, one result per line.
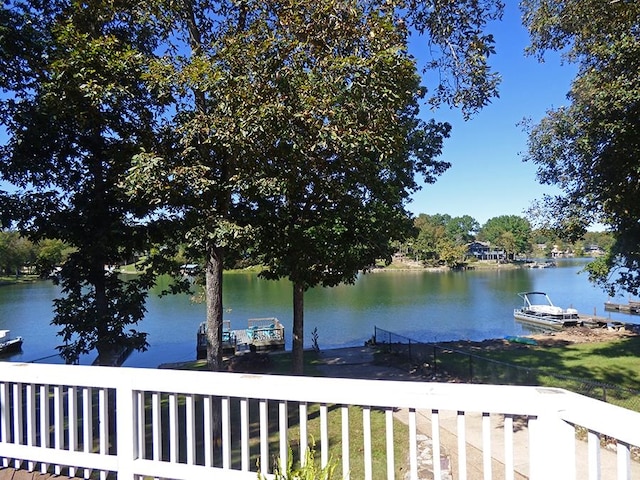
left=0, top=0, right=170, bottom=362
left=477, top=215, right=531, bottom=256
left=520, top=0, right=640, bottom=295
left=412, top=214, right=476, bottom=266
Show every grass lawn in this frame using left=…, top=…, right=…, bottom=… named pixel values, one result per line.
left=477, top=336, right=640, bottom=390
left=432, top=335, right=640, bottom=411
left=0, top=274, right=39, bottom=285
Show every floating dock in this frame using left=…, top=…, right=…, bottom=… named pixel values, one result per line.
left=197, top=317, right=285, bottom=359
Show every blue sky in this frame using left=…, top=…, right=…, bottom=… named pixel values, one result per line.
left=408, top=2, right=576, bottom=226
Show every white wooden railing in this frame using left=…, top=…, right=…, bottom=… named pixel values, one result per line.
left=1, top=362, right=639, bottom=479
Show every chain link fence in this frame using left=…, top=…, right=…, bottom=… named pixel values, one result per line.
left=373, top=326, right=640, bottom=412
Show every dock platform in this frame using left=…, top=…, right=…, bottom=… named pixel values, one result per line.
left=197, top=317, right=285, bottom=359
left=604, top=301, right=640, bottom=315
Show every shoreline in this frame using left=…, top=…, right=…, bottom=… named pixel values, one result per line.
left=159, top=325, right=640, bottom=371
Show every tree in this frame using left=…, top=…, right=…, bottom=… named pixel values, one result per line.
left=128, top=0, right=503, bottom=372
left=520, top=0, right=640, bottom=295
left=246, top=4, right=452, bottom=373
left=413, top=214, right=449, bottom=263
left=478, top=215, right=531, bottom=257
left=0, top=231, right=34, bottom=277
left=126, top=0, right=279, bottom=371
left=411, top=213, right=478, bottom=266
left=34, top=238, right=74, bottom=278
left=0, top=0, right=168, bottom=362
left=445, top=215, right=480, bottom=245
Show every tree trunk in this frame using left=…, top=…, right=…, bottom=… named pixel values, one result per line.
left=292, top=281, right=305, bottom=375
left=94, top=255, right=109, bottom=358
left=205, top=242, right=224, bottom=371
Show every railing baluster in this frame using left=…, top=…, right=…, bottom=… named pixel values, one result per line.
left=278, top=400, right=288, bottom=473
left=202, top=394, right=212, bottom=467
left=259, top=398, right=268, bottom=476
left=0, top=382, right=7, bottom=467
left=98, top=388, right=108, bottom=480
left=385, top=407, right=395, bottom=480
left=363, top=406, right=372, bottom=480
left=587, top=429, right=600, bottom=480
left=222, top=396, right=231, bottom=469
left=39, top=384, right=49, bottom=474
left=186, top=394, right=195, bottom=465
left=115, top=378, right=137, bottom=480
left=299, top=402, right=308, bottom=466
left=408, top=408, right=417, bottom=480
left=320, top=403, right=328, bottom=468
left=12, top=383, right=22, bottom=469
left=53, top=384, right=63, bottom=475
left=152, top=392, right=162, bottom=465
left=168, top=392, right=178, bottom=463
left=26, top=383, right=36, bottom=471
left=68, top=386, right=78, bottom=477
left=617, top=441, right=631, bottom=480
left=136, top=391, right=145, bottom=462
left=431, top=409, right=441, bottom=480
left=240, top=397, right=249, bottom=471
left=457, top=410, right=467, bottom=479
left=504, top=414, right=514, bottom=480
left=341, top=405, right=350, bottom=479
left=482, top=412, right=492, bottom=480
left=82, top=386, right=92, bottom=479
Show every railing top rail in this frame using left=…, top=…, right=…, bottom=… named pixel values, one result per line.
left=557, top=390, right=640, bottom=446
left=0, top=362, right=600, bottom=415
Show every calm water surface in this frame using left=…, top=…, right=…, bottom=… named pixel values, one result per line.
left=0, top=258, right=636, bottom=368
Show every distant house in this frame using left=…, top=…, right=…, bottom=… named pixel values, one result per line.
left=585, top=244, right=605, bottom=256
left=180, top=264, right=200, bottom=275
left=467, top=241, right=506, bottom=261
left=550, top=245, right=575, bottom=258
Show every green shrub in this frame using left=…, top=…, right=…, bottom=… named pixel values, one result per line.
left=258, top=444, right=339, bottom=480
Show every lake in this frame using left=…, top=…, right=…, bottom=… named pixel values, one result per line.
left=0, top=258, right=636, bottom=368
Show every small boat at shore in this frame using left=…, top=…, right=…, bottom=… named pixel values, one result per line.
left=513, top=291, right=579, bottom=331
left=0, top=330, right=23, bottom=354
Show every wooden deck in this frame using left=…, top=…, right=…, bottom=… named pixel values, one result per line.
left=0, top=467, right=68, bottom=479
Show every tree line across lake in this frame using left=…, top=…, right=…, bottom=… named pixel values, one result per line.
left=0, top=213, right=613, bottom=279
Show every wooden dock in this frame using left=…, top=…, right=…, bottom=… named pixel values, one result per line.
left=604, top=300, right=640, bottom=315
left=197, top=317, right=285, bottom=359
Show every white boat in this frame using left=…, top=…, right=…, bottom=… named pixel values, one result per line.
left=0, top=330, right=23, bottom=354
left=513, top=291, right=579, bottom=330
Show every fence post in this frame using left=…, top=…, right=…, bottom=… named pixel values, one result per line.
left=528, top=394, right=576, bottom=479
left=115, top=372, right=138, bottom=480
left=433, top=346, right=437, bottom=375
